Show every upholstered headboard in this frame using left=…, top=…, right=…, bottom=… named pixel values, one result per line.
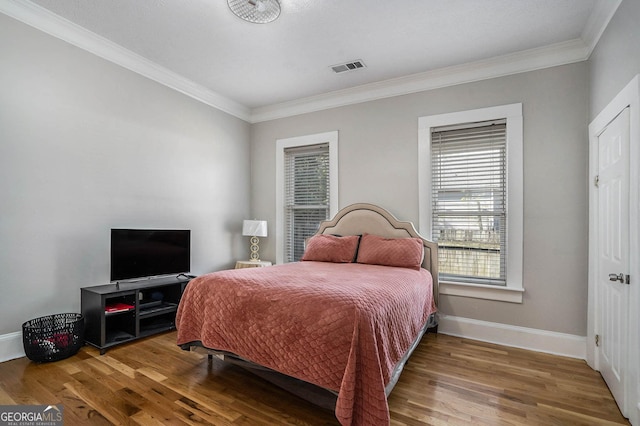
left=317, top=203, right=439, bottom=304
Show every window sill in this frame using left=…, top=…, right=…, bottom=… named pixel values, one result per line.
left=439, top=280, right=524, bottom=303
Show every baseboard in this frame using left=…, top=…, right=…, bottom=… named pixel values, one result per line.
left=0, top=331, right=25, bottom=363
left=2, top=317, right=586, bottom=363
left=438, top=314, right=587, bottom=359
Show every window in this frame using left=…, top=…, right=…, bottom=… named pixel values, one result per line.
left=276, top=131, right=338, bottom=264
left=419, top=104, right=523, bottom=303
left=432, top=120, right=507, bottom=285
left=284, top=143, right=329, bottom=262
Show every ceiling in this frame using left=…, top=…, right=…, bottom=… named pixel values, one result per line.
left=3, top=0, right=621, bottom=122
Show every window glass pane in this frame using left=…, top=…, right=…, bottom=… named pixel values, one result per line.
left=289, top=207, right=329, bottom=261
left=431, top=120, right=507, bottom=285
left=284, top=143, right=330, bottom=262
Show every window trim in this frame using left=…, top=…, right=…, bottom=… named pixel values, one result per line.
left=418, top=104, right=524, bottom=303
left=276, top=131, right=339, bottom=265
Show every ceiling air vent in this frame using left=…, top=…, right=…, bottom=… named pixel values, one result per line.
left=331, top=60, right=366, bottom=74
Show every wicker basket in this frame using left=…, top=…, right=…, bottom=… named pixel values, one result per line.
left=22, top=313, right=84, bottom=362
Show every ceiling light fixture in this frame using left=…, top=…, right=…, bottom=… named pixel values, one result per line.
left=228, top=0, right=281, bottom=24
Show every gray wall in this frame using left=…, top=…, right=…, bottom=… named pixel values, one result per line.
left=0, top=14, right=251, bottom=335
left=252, top=62, right=589, bottom=336
left=589, top=0, right=640, bottom=120
left=6, top=0, right=625, bottom=339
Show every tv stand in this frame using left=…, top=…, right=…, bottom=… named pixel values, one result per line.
left=81, top=275, right=192, bottom=354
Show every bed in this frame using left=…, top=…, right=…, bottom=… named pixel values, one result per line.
left=176, top=203, right=439, bottom=425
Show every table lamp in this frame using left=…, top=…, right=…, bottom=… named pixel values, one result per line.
left=242, top=220, right=268, bottom=261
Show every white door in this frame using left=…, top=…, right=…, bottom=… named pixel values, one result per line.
left=597, top=107, right=630, bottom=415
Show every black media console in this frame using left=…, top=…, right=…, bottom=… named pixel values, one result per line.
left=81, top=275, right=191, bottom=354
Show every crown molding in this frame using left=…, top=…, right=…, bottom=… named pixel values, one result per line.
left=250, top=0, right=622, bottom=123
left=250, top=39, right=589, bottom=123
left=0, top=0, right=251, bottom=122
left=581, top=0, right=623, bottom=55
left=2, top=0, right=621, bottom=124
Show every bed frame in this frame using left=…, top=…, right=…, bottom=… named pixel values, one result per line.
left=188, top=203, right=439, bottom=410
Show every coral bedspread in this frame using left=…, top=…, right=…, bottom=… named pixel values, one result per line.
left=175, top=261, right=436, bottom=425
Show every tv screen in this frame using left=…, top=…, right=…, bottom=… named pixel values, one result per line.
left=110, top=229, right=191, bottom=281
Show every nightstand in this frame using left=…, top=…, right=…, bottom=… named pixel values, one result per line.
left=235, top=260, right=272, bottom=269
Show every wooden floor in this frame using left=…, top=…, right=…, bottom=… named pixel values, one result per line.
left=0, top=331, right=628, bottom=425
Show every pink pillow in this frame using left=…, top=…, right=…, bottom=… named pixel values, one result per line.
left=356, top=233, right=424, bottom=270
left=301, top=234, right=360, bottom=263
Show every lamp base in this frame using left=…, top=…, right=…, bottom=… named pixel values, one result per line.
left=249, top=236, right=261, bottom=261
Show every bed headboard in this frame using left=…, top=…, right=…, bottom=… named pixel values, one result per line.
left=317, top=203, right=439, bottom=304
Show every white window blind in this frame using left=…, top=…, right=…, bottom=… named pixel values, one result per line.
left=284, top=143, right=330, bottom=262
left=431, top=119, right=507, bottom=285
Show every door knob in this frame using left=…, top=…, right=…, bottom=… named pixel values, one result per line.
left=608, top=273, right=629, bottom=284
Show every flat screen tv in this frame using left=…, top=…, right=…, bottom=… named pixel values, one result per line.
left=110, top=229, right=191, bottom=282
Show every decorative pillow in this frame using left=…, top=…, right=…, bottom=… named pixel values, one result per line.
left=356, top=233, right=424, bottom=270
left=301, top=234, right=360, bottom=263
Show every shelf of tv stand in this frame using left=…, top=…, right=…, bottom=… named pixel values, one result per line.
left=138, top=301, right=178, bottom=318
left=81, top=275, right=192, bottom=354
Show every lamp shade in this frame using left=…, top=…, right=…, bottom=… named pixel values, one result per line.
left=242, top=220, right=268, bottom=237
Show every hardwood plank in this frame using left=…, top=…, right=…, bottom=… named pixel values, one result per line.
left=55, top=386, right=113, bottom=426
left=130, top=410, right=168, bottom=426
left=0, top=387, right=16, bottom=405
left=0, top=332, right=628, bottom=425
